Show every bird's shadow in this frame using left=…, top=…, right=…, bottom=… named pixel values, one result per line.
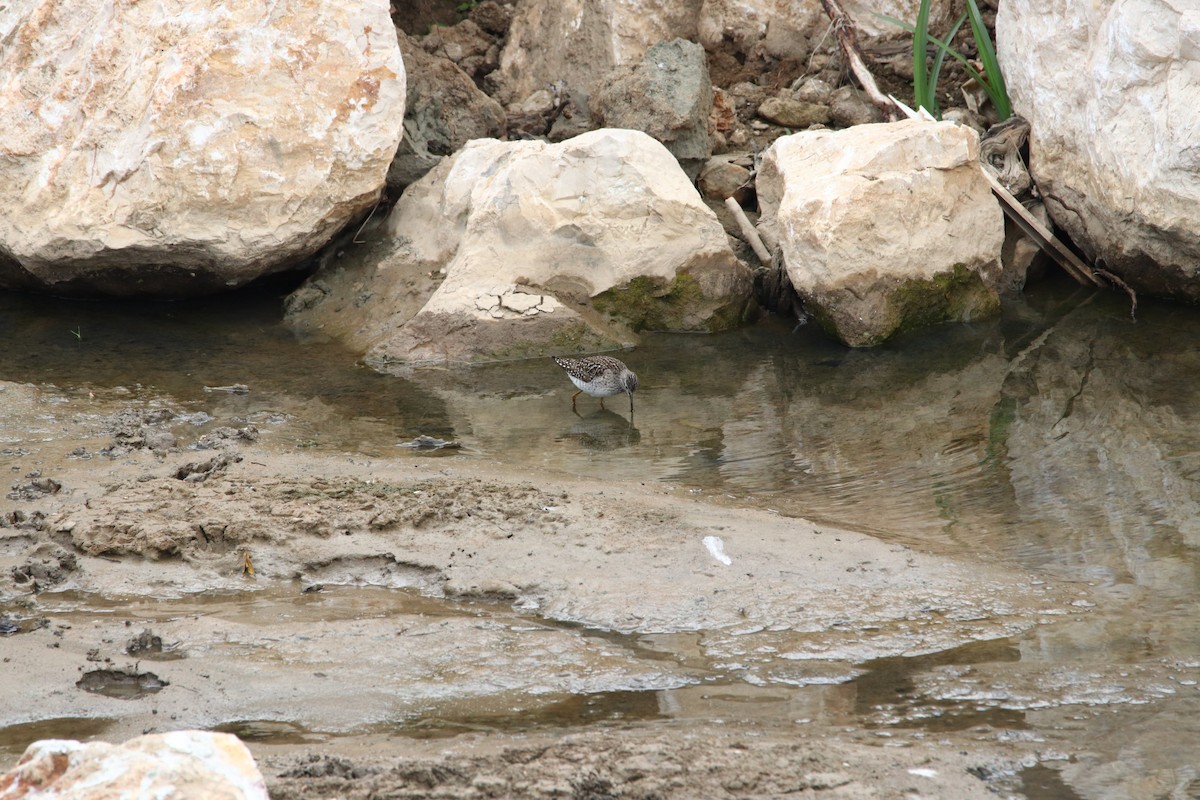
left=558, top=408, right=640, bottom=450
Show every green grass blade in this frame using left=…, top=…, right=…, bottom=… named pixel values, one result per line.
left=881, top=20, right=1004, bottom=117
left=876, top=5, right=1012, bottom=120
left=964, top=0, right=1011, bottom=119
left=928, top=12, right=967, bottom=109
left=912, top=0, right=933, bottom=115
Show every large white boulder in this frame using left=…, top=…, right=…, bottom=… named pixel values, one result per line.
left=286, top=129, right=754, bottom=368
left=0, top=0, right=405, bottom=296
left=997, top=1, right=1200, bottom=298
left=0, top=731, right=267, bottom=800
left=756, top=120, right=1004, bottom=347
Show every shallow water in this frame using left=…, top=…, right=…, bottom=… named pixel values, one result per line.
left=4, top=277, right=1200, bottom=796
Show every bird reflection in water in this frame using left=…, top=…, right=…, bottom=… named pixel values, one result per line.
left=558, top=408, right=640, bottom=450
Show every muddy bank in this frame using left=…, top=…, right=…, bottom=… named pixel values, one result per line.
left=0, top=383, right=1088, bottom=797
left=260, top=724, right=1019, bottom=800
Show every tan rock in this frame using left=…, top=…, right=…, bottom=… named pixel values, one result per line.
left=0, top=731, right=267, bottom=799
left=389, top=32, right=504, bottom=193
left=0, top=0, right=405, bottom=297
left=698, top=158, right=753, bottom=202
left=495, top=0, right=703, bottom=104
left=793, top=77, right=834, bottom=104
left=494, top=0, right=956, bottom=109
left=997, top=1, right=1200, bottom=299
left=288, top=129, right=754, bottom=368
left=698, top=0, right=824, bottom=58
left=756, top=120, right=1004, bottom=346
left=757, top=97, right=831, bottom=129
left=829, top=85, right=886, bottom=128
left=698, top=0, right=955, bottom=55
left=592, top=39, right=713, bottom=176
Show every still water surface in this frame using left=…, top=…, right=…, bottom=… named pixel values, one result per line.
left=3, top=276, right=1200, bottom=796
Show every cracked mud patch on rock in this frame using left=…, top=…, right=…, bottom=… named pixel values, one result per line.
left=1, top=510, right=48, bottom=531
left=173, top=452, right=243, bottom=482
left=124, top=628, right=183, bottom=660
left=194, top=425, right=259, bottom=450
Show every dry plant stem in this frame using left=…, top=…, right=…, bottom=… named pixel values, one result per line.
left=980, top=169, right=1103, bottom=288
left=820, top=0, right=903, bottom=121
left=724, top=197, right=773, bottom=268
left=889, top=94, right=936, bottom=122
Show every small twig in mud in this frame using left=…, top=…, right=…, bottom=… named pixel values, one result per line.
left=819, top=0, right=904, bottom=120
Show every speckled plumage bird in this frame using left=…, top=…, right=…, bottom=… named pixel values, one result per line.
left=552, top=355, right=639, bottom=413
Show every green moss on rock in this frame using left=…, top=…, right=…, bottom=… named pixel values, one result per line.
left=592, top=272, right=747, bottom=333
left=889, top=263, right=1000, bottom=334
left=812, top=263, right=1000, bottom=347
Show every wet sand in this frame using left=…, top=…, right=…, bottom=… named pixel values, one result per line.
left=0, top=380, right=1089, bottom=797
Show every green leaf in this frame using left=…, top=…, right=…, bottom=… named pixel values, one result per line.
left=875, top=9, right=1011, bottom=120
left=929, top=12, right=967, bottom=114
left=912, top=0, right=933, bottom=115
left=964, top=0, right=1011, bottom=119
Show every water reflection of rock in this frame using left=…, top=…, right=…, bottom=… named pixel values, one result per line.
left=1001, top=299, right=1200, bottom=592
left=695, top=324, right=1020, bottom=554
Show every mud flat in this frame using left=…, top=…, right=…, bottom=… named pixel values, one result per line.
left=0, top=382, right=1088, bottom=797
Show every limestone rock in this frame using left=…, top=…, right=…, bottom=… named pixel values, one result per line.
left=756, top=120, right=1004, bottom=347
left=698, top=157, right=753, bottom=202
left=757, top=96, right=831, bottom=129
left=288, top=129, right=753, bottom=368
left=698, top=0, right=954, bottom=58
left=0, top=0, right=405, bottom=297
left=829, top=86, right=886, bottom=128
left=495, top=0, right=703, bottom=105
left=592, top=39, right=713, bottom=177
left=0, top=731, right=267, bottom=799
left=698, top=0, right=823, bottom=62
left=419, top=19, right=500, bottom=83
left=389, top=32, right=505, bottom=195
left=997, top=1, right=1200, bottom=300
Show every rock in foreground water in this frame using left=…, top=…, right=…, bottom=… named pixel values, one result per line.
left=0, top=731, right=267, bottom=799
